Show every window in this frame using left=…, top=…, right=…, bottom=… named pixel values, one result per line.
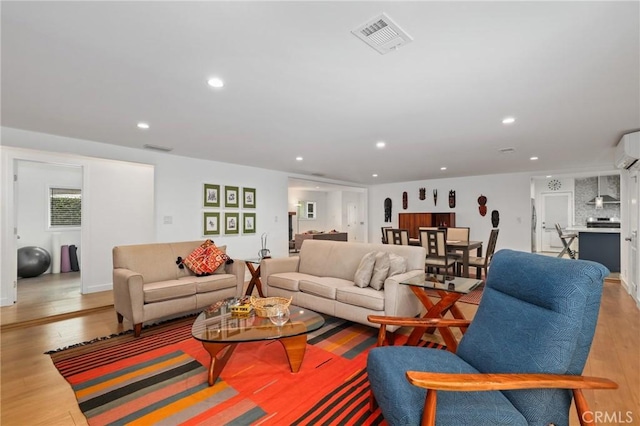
left=304, top=201, right=317, bottom=219
left=49, top=187, right=82, bottom=228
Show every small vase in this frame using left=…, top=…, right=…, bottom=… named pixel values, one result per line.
left=269, top=304, right=290, bottom=326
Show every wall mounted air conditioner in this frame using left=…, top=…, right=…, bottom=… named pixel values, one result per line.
left=615, top=131, right=640, bottom=169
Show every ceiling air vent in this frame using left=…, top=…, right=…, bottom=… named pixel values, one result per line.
left=143, top=144, right=173, bottom=152
left=351, top=13, right=413, bottom=55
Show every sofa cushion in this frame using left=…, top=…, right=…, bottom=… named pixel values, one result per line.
left=113, top=243, right=178, bottom=284
left=180, top=274, right=237, bottom=293
left=299, top=277, right=354, bottom=299
left=144, top=279, right=196, bottom=303
left=388, top=253, right=408, bottom=277
left=370, top=252, right=391, bottom=290
left=336, top=285, right=385, bottom=311
left=267, top=272, right=316, bottom=292
left=354, top=251, right=377, bottom=288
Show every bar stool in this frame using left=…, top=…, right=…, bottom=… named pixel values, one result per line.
left=555, top=223, right=578, bottom=259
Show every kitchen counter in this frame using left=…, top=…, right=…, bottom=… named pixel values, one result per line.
left=566, top=226, right=621, bottom=233
left=567, top=227, right=620, bottom=272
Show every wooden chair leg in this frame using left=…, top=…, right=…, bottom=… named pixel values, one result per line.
left=134, top=323, right=142, bottom=337
left=573, top=389, right=594, bottom=426
left=369, top=391, right=379, bottom=412
left=421, top=389, right=437, bottom=426
left=117, top=312, right=124, bottom=323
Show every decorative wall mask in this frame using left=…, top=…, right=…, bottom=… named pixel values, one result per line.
left=478, top=194, right=488, bottom=216
left=491, top=210, right=500, bottom=228
left=448, top=190, right=456, bottom=208
left=384, top=198, right=392, bottom=222
left=402, top=192, right=408, bottom=209
left=433, top=189, right=438, bottom=205
left=419, top=188, right=426, bottom=200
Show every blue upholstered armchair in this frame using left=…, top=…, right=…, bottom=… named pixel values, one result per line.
left=367, top=249, right=617, bottom=426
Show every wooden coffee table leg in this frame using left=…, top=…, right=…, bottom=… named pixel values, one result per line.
left=201, top=342, right=237, bottom=386
left=278, top=334, right=307, bottom=373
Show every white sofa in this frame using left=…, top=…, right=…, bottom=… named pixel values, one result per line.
left=112, top=240, right=245, bottom=336
left=260, top=240, right=426, bottom=331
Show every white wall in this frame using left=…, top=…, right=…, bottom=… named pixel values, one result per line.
left=1, top=127, right=291, bottom=305
left=368, top=173, right=534, bottom=253
left=16, top=161, right=82, bottom=274
left=288, top=189, right=328, bottom=233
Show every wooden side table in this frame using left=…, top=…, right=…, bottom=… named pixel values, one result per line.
left=400, top=274, right=482, bottom=352
left=243, top=258, right=267, bottom=297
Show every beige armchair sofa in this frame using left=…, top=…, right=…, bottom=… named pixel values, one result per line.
left=260, top=240, right=426, bottom=331
left=113, top=240, right=245, bottom=336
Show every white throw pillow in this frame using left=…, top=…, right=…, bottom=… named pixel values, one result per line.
left=369, top=252, right=391, bottom=290
left=354, top=251, right=377, bottom=288
left=388, top=253, right=407, bottom=277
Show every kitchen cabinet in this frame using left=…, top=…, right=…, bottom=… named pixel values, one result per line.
left=568, top=227, right=620, bottom=272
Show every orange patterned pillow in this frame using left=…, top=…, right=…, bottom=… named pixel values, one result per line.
left=182, top=240, right=229, bottom=276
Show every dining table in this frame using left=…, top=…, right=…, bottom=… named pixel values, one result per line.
left=409, top=238, right=483, bottom=278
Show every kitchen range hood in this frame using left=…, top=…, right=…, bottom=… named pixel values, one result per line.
left=587, top=194, right=620, bottom=204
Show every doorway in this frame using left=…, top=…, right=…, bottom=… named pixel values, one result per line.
left=9, top=160, right=86, bottom=323
left=288, top=177, right=367, bottom=243
left=540, top=191, right=573, bottom=253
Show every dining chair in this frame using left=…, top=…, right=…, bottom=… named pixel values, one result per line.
left=381, top=226, right=392, bottom=244
left=367, top=249, right=616, bottom=426
left=388, top=229, right=410, bottom=245
left=555, top=223, right=578, bottom=259
left=420, top=229, right=456, bottom=278
left=445, top=226, right=470, bottom=262
left=468, top=228, right=499, bottom=279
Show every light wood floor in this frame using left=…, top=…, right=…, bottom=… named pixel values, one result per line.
left=0, top=281, right=637, bottom=425
left=1, top=273, right=113, bottom=329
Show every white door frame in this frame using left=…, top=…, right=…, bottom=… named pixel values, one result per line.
left=626, top=170, right=639, bottom=306
left=539, top=191, right=574, bottom=252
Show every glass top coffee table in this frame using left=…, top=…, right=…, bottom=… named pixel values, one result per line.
left=192, top=298, right=325, bottom=385
left=400, top=274, right=483, bottom=351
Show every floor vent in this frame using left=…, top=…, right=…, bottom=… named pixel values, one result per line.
left=351, top=13, right=413, bottom=55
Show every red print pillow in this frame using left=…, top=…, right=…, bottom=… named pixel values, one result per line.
left=182, top=240, right=229, bottom=276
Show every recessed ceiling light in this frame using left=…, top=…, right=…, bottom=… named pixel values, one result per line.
left=440, top=167, right=447, bottom=171
left=546, top=175, right=552, bottom=178
left=376, top=141, right=386, bottom=148
left=530, top=156, right=539, bottom=161
left=207, top=77, right=224, bottom=88
left=137, top=122, right=149, bottom=129
left=295, top=156, right=303, bottom=161
left=372, top=174, right=378, bottom=177
left=502, top=117, right=516, bottom=124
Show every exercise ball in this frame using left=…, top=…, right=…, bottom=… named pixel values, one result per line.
left=17, top=246, right=51, bottom=278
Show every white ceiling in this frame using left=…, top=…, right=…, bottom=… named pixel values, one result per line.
left=2, top=1, right=639, bottom=185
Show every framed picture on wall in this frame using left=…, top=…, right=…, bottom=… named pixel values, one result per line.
left=243, top=212, right=256, bottom=234
left=224, top=212, right=239, bottom=235
left=203, top=212, right=220, bottom=236
left=225, top=186, right=239, bottom=208
left=203, top=184, right=220, bottom=208
left=243, top=187, right=256, bottom=208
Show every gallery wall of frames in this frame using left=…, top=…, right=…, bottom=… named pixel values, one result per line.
left=203, top=183, right=256, bottom=236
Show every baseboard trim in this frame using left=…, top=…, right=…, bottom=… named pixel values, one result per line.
left=0, top=304, right=114, bottom=332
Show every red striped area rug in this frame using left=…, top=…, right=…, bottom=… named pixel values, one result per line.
left=48, top=315, right=443, bottom=425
